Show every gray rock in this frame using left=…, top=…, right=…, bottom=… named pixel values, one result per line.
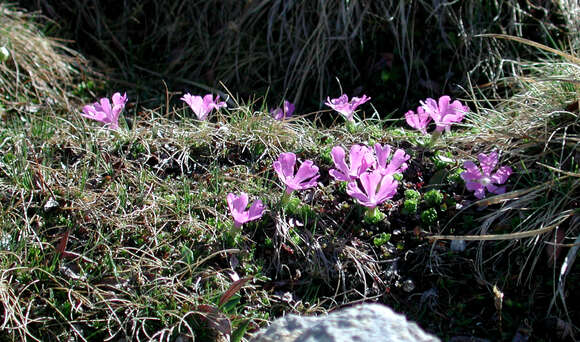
left=251, top=303, right=440, bottom=342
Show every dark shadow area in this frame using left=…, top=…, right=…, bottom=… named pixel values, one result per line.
left=18, top=0, right=569, bottom=116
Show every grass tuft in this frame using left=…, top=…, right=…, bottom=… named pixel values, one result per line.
left=0, top=4, right=89, bottom=114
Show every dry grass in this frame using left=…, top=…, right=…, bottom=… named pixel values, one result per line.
left=434, top=35, right=580, bottom=339
left=0, top=4, right=89, bottom=113
left=18, top=0, right=571, bottom=113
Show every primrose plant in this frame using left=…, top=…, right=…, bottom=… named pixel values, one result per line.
left=325, top=94, right=371, bottom=122
left=405, top=95, right=468, bottom=143
left=328, top=145, right=375, bottom=182
left=273, top=152, right=320, bottom=195
left=81, top=92, right=128, bottom=130
left=271, top=100, right=295, bottom=121
left=460, top=152, right=512, bottom=199
left=347, top=170, right=399, bottom=218
left=227, top=192, right=265, bottom=229
left=181, top=93, right=226, bottom=121
left=330, top=143, right=410, bottom=220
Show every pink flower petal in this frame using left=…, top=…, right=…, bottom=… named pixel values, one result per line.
left=460, top=161, right=482, bottom=182
left=273, top=152, right=296, bottom=180
left=329, top=146, right=350, bottom=181
left=181, top=93, right=225, bottom=120
left=347, top=170, right=397, bottom=208
left=374, top=143, right=392, bottom=170
left=325, top=94, right=370, bottom=122
left=462, top=152, right=512, bottom=199
left=81, top=92, right=127, bottom=129
left=227, top=192, right=264, bottom=228
left=491, top=166, right=512, bottom=185
left=376, top=175, right=398, bottom=203
left=273, top=153, right=319, bottom=194
left=478, top=152, right=498, bottom=176
left=382, top=149, right=410, bottom=175
left=405, top=107, right=431, bottom=134
left=247, top=199, right=265, bottom=221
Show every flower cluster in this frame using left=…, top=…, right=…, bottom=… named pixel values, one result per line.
left=404, top=96, right=514, bottom=199
left=330, top=143, right=409, bottom=209
left=80, top=89, right=513, bottom=231
left=405, top=95, right=468, bottom=134
left=81, top=91, right=228, bottom=128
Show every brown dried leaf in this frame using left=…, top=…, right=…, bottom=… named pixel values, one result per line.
left=219, top=277, right=252, bottom=307
left=56, top=229, right=70, bottom=258
left=197, top=304, right=231, bottom=339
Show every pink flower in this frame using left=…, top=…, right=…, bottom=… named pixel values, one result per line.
left=373, top=143, right=410, bottom=176
left=347, top=170, right=399, bottom=208
left=271, top=100, right=295, bottom=120
left=81, top=92, right=128, bottom=130
left=405, top=106, right=432, bottom=134
left=460, top=152, right=512, bottom=199
left=273, top=152, right=319, bottom=194
left=227, top=192, right=265, bottom=228
left=181, top=93, right=226, bottom=121
left=325, top=94, right=371, bottom=122
left=420, top=95, right=468, bottom=133
left=329, top=145, right=374, bottom=182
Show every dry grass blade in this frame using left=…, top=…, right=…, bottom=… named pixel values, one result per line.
left=0, top=267, right=35, bottom=341
left=476, top=33, right=580, bottom=65
left=537, top=162, right=580, bottom=178
left=19, top=0, right=566, bottom=112
left=429, top=210, right=574, bottom=241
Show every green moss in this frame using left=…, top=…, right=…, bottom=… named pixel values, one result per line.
left=363, top=207, right=385, bottom=224
left=421, top=208, right=438, bottom=226
left=424, top=189, right=444, bottom=206
left=321, top=145, right=334, bottom=165
left=404, top=189, right=421, bottom=200
left=402, top=199, right=418, bottom=215
left=284, top=195, right=302, bottom=215
left=373, top=232, right=391, bottom=247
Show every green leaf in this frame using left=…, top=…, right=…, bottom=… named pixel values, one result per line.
left=231, top=319, right=251, bottom=342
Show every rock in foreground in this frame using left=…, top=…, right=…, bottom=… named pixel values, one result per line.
left=251, top=303, right=440, bottom=342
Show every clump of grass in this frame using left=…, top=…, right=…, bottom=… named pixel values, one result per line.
left=434, top=35, right=580, bottom=338
left=0, top=4, right=89, bottom=113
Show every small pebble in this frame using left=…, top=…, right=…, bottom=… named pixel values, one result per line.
left=43, top=197, right=59, bottom=211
